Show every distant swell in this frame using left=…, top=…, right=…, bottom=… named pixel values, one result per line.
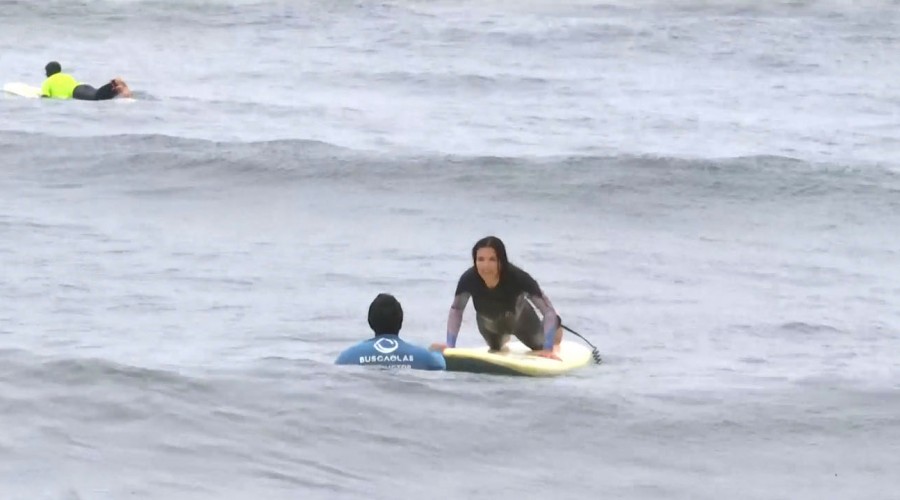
left=0, top=348, right=215, bottom=395
left=2, top=131, right=898, bottom=207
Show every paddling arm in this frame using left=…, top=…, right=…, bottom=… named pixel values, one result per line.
left=446, top=292, right=470, bottom=347
left=528, top=294, right=561, bottom=351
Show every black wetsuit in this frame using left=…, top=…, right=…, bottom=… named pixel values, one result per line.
left=72, top=81, right=118, bottom=101
left=447, top=265, right=559, bottom=351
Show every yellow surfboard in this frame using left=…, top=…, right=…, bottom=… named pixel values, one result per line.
left=442, top=340, right=594, bottom=377
left=3, top=82, right=41, bottom=98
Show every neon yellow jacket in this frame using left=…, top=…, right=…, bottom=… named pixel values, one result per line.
left=41, top=73, right=80, bottom=99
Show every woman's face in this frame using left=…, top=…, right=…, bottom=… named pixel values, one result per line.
left=475, top=246, right=500, bottom=283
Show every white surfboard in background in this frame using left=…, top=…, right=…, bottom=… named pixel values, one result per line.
left=3, top=82, right=42, bottom=98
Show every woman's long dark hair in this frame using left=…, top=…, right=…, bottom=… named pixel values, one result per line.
left=471, top=236, right=510, bottom=277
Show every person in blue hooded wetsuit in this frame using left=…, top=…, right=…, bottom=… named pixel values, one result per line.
left=335, top=293, right=446, bottom=371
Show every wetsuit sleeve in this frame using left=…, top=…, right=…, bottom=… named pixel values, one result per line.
left=40, top=78, right=51, bottom=97
left=529, top=295, right=561, bottom=350
left=517, top=270, right=560, bottom=350
left=446, top=292, right=470, bottom=348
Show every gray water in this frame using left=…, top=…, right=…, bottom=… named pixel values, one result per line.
left=1, top=1, right=899, bottom=499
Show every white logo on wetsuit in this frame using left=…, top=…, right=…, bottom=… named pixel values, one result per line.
left=373, top=337, right=399, bottom=354
left=359, top=354, right=414, bottom=364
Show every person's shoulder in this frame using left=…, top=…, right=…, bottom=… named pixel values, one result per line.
left=505, top=263, right=532, bottom=281
left=430, top=349, right=447, bottom=369
left=460, top=266, right=477, bottom=278
left=506, top=263, right=542, bottom=291
left=334, top=338, right=376, bottom=364
left=457, top=266, right=479, bottom=287
left=399, top=339, right=429, bottom=353
left=402, top=342, right=446, bottom=370
left=422, top=351, right=446, bottom=370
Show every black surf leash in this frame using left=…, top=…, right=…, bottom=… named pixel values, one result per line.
left=561, top=324, right=603, bottom=364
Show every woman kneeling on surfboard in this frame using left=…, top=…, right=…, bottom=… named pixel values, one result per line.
left=431, top=236, right=563, bottom=360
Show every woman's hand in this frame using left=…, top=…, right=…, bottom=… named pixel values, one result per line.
left=532, top=349, right=561, bottom=361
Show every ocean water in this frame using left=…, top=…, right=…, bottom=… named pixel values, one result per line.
left=1, top=0, right=899, bottom=499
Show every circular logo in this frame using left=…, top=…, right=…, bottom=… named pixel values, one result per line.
left=374, top=338, right=399, bottom=354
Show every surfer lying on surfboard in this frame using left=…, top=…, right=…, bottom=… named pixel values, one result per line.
left=430, top=236, right=564, bottom=360
left=41, top=61, right=132, bottom=100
